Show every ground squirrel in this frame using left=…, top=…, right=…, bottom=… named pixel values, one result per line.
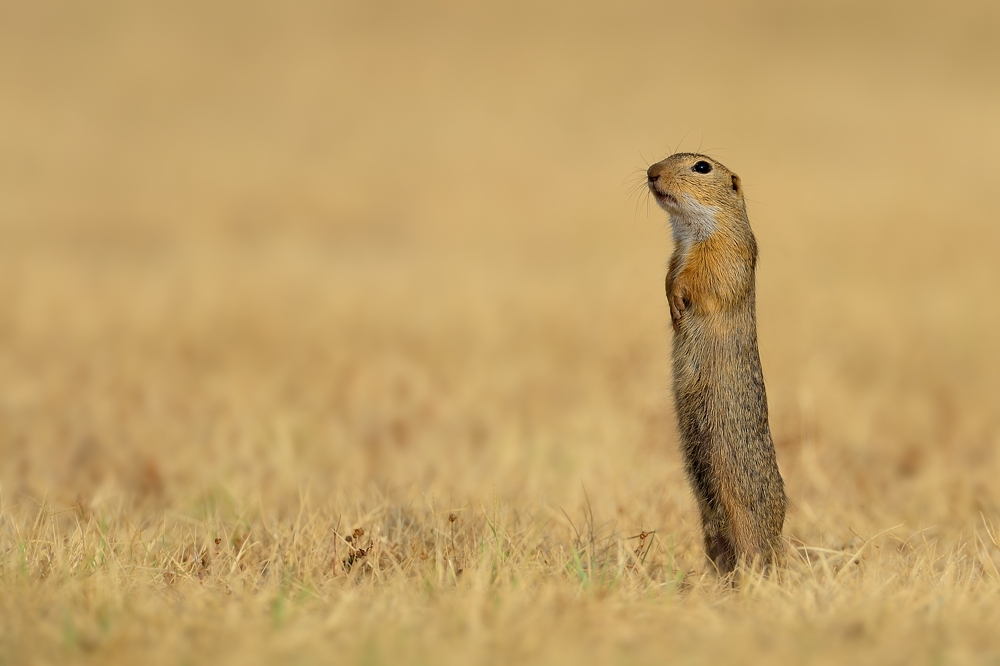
left=646, top=153, right=786, bottom=573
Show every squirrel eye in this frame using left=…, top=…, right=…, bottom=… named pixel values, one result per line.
left=692, top=161, right=712, bottom=174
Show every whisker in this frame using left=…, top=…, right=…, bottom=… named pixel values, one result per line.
left=626, top=177, right=648, bottom=197
left=673, top=130, right=692, bottom=157
left=620, top=167, right=647, bottom=189
left=630, top=177, right=652, bottom=220
left=629, top=181, right=649, bottom=218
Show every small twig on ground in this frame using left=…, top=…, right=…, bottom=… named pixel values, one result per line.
left=835, top=523, right=905, bottom=580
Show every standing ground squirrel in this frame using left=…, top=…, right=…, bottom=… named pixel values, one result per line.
left=646, top=153, right=786, bottom=573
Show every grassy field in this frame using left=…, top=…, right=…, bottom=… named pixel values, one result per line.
left=2, top=1, right=1000, bottom=663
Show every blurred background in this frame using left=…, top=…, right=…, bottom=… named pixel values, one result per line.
left=1, top=0, right=998, bottom=538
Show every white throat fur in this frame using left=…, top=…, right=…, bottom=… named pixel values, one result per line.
left=667, top=194, right=719, bottom=253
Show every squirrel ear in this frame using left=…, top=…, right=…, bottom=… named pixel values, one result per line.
left=731, top=174, right=742, bottom=195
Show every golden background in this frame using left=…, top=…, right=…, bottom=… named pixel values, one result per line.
left=1, top=1, right=999, bottom=663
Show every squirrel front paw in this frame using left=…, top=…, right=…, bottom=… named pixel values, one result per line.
left=669, top=288, right=689, bottom=330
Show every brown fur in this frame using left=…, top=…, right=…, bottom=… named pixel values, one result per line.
left=647, top=153, right=786, bottom=574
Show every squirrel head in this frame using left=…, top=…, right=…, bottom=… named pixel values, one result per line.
left=646, top=153, right=747, bottom=248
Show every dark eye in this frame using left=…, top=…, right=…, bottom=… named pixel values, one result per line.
left=692, top=161, right=712, bottom=174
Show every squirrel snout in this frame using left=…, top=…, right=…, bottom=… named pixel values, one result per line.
left=647, top=170, right=658, bottom=183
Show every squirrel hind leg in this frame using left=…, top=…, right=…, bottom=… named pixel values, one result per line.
left=729, top=522, right=783, bottom=572
left=704, top=529, right=738, bottom=574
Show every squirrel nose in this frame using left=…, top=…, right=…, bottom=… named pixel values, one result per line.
left=647, top=169, right=658, bottom=183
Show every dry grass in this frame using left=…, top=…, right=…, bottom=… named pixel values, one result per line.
left=2, top=1, right=1000, bottom=664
